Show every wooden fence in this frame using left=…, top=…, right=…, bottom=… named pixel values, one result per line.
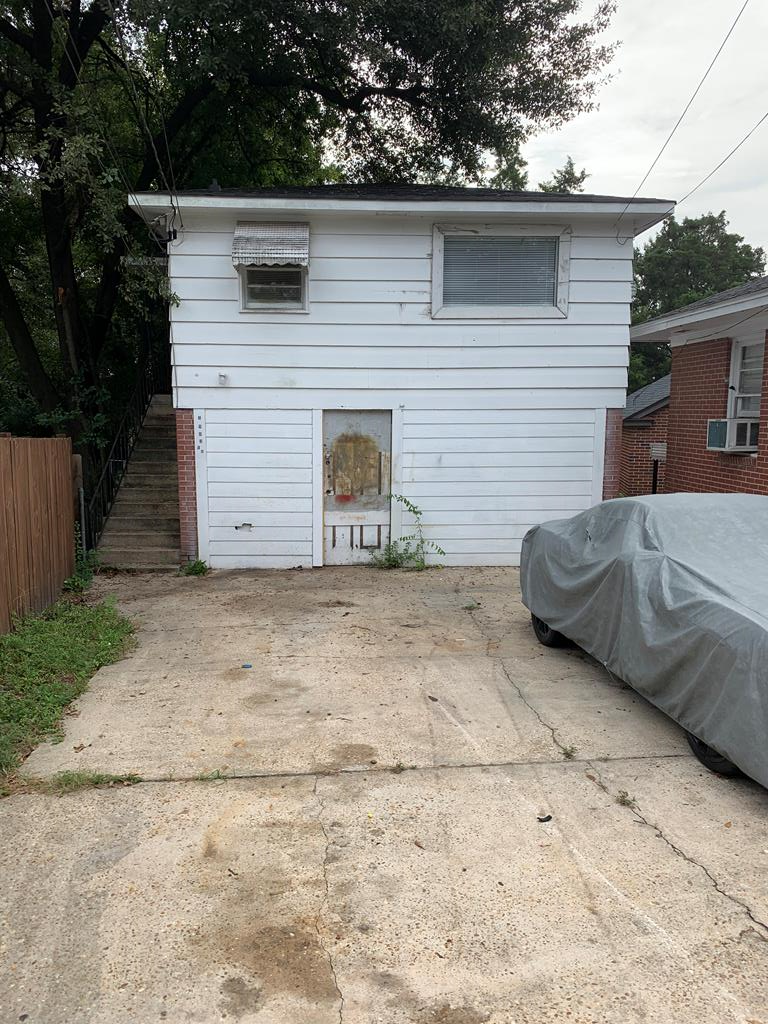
left=0, top=436, right=76, bottom=634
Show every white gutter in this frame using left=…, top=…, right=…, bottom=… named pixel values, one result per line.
left=631, top=289, right=768, bottom=342
left=129, top=192, right=673, bottom=232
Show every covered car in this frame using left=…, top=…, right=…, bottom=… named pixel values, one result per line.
left=520, top=493, right=768, bottom=786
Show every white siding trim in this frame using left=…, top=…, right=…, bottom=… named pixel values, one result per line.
left=390, top=407, right=404, bottom=541
left=312, top=409, right=323, bottom=566
left=591, top=408, right=606, bottom=505
left=194, top=409, right=210, bottom=561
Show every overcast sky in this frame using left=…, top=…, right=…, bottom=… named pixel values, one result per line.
left=525, top=0, right=768, bottom=253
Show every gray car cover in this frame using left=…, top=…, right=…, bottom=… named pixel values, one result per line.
left=520, top=493, right=768, bottom=786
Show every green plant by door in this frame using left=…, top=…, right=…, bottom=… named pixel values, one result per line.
left=370, top=494, right=445, bottom=571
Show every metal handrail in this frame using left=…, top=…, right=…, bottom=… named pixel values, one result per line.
left=83, top=359, right=157, bottom=550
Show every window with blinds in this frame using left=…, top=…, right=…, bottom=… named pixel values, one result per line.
left=442, top=235, right=558, bottom=307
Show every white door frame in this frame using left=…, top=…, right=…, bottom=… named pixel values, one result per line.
left=311, top=404, right=403, bottom=567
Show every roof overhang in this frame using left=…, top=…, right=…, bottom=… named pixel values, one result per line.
left=631, top=288, right=768, bottom=343
left=129, top=192, right=674, bottom=236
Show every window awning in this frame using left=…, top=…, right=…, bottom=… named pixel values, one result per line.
left=232, top=221, right=310, bottom=267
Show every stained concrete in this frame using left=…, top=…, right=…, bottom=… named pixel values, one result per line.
left=3, top=567, right=768, bottom=1023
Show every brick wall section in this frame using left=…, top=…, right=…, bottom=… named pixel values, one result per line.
left=665, top=334, right=768, bottom=494
left=602, top=408, right=623, bottom=499
left=620, top=404, right=669, bottom=496
left=175, top=408, right=198, bottom=560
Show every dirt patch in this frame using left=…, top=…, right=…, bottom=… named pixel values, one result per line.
left=196, top=922, right=338, bottom=1004
left=419, top=1003, right=491, bottom=1024
left=319, top=742, right=377, bottom=770
left=241, top=678, right=309, bottom=707
left=219, top=975, right=263, bottom=1017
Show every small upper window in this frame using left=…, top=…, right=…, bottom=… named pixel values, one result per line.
left=244, top=266, right=304, bottom=309
left=232, top=221, right=309, bottom=313
left=443, top=236, right=558, bottom=307
left=432, top=224, right=570, bottom=319
left=733, top=342, right=764, bottom=417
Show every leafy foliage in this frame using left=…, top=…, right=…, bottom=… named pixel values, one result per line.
left=0, top=598, right=134, bottom=777
left=629, top=212, right=766, bottom=392
left=538, top=156, right=589, bottom=193
left=181, top=559, right=209, bottom=577
left=1, top=1, right=616, bottom=442
left=371, top=495, right=445, bottom=571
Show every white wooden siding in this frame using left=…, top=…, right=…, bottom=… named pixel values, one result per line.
left=203, top=409, right=314, bottom=567
left=400, top=408, right=598, bottom=566
left=169, top=211, right=633, bottom=567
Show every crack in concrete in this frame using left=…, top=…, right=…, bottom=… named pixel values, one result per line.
left=587, top=759, right=768, bottom=941
left=497, top=659, right=571, bottom=758
left=630, top=800, right=768, bottom=941
left=14, top=751, right=693, bottom=793
left=312, top=777, right=345, bottom=1024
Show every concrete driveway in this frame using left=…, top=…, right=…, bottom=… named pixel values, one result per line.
left=3, top=567, right=768, bottom=1023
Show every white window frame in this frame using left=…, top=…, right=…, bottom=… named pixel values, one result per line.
left=726, top=338, right=764, bottom=450
left=239, top=264, right=309, bottom=314
left=431, top=223, right=571, bottom=320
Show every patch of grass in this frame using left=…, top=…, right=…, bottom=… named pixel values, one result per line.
left=616, top=789, right=636, bottom=808
left=462, top=600, right=481, bottom=611
left=370, top=541, right=411, bottom=569
left=0, top=599, right=134, bottom=779
left=181, top=559, right=209, bottom=577
left=561, top=744, right=578, bottom=760
left=44, top=771, right=142, bottom=794
left=196, top=768, right=228, bottom=781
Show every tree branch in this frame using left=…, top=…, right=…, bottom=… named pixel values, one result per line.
left=0, top=15, right=35, bottom=55
left=0, top=261, right=62, bottom=413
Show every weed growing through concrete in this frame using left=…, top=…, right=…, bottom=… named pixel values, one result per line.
left=63, top=526, right=99, bottom=593
left=616, top=790, right=636, bottom=807
left=562, top=745, right=578, bottom=760
left=196, top=768, right=228, bottom=780
left=462, top=600, right=481, bottom=611
left=0, top=599, right=134, bottom=779
left=45, top=771, right=142, bottom=794
left=370, top=495, right=445, bottom=571
left=181, top=559, right=209, bottom=577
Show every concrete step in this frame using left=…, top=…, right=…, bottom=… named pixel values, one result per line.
left=98, top=546, right=181, bottom=568
left=101, top=528, right=181, bottom=546
left=110, top=501, right=180, bottom=516
left=122, top=464, right=178, bottom=478
left=133, top=437, right=177, bottom=451
left=106, top=513, right=180, bottom=528
left=149, top=395, right=172, bottom=408
left=130, top=448, right=178, bottom=463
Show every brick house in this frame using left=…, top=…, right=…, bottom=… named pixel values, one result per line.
left=630, top=277, right=768, bottom=495
left=620, top=374, right=670, bottom=496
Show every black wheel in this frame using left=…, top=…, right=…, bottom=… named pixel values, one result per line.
left=685, top=731, right=741, bottom=777
left=531, top=613, right=568, bottom=648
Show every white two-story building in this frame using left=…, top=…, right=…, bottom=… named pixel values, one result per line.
left=129, top=184, right=673, bottom=569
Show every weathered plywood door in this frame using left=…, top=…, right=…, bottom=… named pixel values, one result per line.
left=323, top=411, right=391, bottom=564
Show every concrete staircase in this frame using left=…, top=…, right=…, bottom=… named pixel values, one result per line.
left=98, top=395, right=182, bottom=569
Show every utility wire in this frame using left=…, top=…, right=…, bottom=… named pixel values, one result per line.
left=105, top=0, right=184, bottom=232
left=615, top=0, right=751, bottom=241
left=41, top=0, right=168, bottom=252
left=676, top=108, right=768, bottom=207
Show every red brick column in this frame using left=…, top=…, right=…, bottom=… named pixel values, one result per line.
left=602, top=408, right=623, bottom=500
left=175, top=408, right=198, bottom=561
left=619, top=405, right=669, bottom=496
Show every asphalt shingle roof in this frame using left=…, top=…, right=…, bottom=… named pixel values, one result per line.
left=623, top=374, right=671, bottom=420
left=172, top=183, right=672, bottom=204
left=641, top=276, right=768, bottom=323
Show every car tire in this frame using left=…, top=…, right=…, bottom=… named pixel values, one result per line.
left=530, top=613, right=569, bottom=648
left=685, top=731, right=741, bottom=777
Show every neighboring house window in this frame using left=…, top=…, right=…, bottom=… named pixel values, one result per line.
left=730, top=340, right=764, bottom=448
left=432, top=224, right=570, bottom=319
left=232, top=221, right=309, bottom=313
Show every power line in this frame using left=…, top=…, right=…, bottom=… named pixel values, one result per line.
left=676, top=108, right=768, bottom=207
left=40, top=0, right=168, bottom=253
left=104, top=0, right=184, bottom=233
left=615, top=0, right=751, bottom=241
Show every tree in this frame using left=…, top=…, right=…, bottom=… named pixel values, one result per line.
left=1, top=0, right=617, bottom=441
left=629, top=212, right=766, bottom=392
left=538, top=155, right=588, bottom=193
